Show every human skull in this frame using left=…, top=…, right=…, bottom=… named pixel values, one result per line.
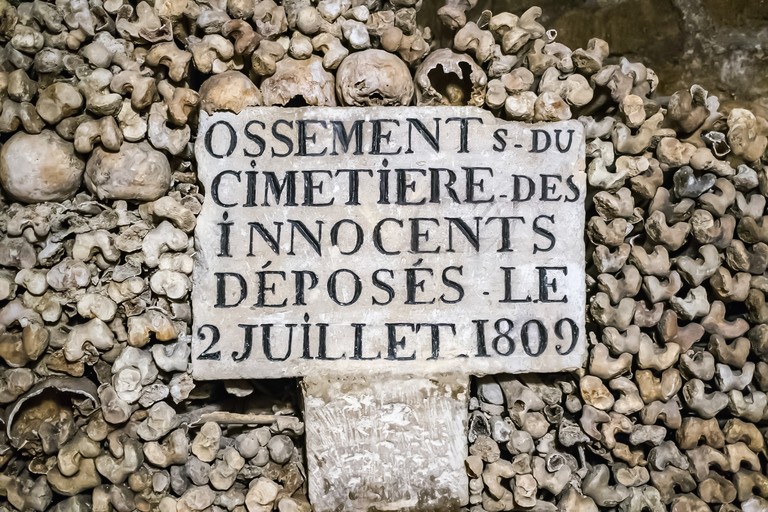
left=335, top=49, right=414, bottom=106
left=261, top=55, right=337, bottom=106
left=414, top=48, right=487, bottom=107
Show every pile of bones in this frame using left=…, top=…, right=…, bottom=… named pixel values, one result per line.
left=0, top=0, right=766, bottom=511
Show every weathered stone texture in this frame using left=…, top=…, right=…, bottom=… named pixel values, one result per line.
left=192, top=106, right=587, bottom=380
left=303, top=374, right=469, bottom=512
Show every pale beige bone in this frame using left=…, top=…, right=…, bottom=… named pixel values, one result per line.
left=727, top=388, right=768, bottom=423
left=679, top=349, right=715, bottom=380
left=116, top=100, right=147, bottom=142
left=110, top=70, right=156, bottom=110
left=594, top=244, right=631, bottom=273
left=534, top=91, right=571, bottom=122
left=96, top=436, right=144, bottom=484
left=582, top=464, right=629, bottom=507
left=76, top=294, right=117, bottom=322
left=589, top=293, right=635, bottom=330
left=222, top=19, right=262, bottom=56
left=145, top=42, right=192, bottom=82
left=189, top=34, right=241, bottom=74
left=127, top=309, right=177, bottom=347
left=148, top=102, right=190, bottom=156
left=602, top=325, right=646, bottom=356
left=261, top=55, right=336, bottom=106
left=586, top=217, right=627, bottom=247
left=74, top=116, right=123, bottom=153
left=36, top=82, right=83, bottom=124
left=648, top=187, right=694, bottom=224
left=643, top=270, right=683, bottom=303
left=682, top=379, right=729, bottom=419
left=572, top=38, right=609, bottom=74
left=312, top=32, right=348, bottom=70
left=77, top=68, right=122, bottom=116
left=710, top=267, right=751, bottom=303
left=723, top=418, right=764, bottom=452
left=658, top=310, right=705, bottom=350
left=539, top=67, right=593, bottom=107
left=612, top=112, right=664, bottom=155
left=142, top=221, right=189, bottom=268
left=47, top=457, right=102, bottom=496
left=335, top=49, right=411, bottom=106
left=589, top=342, right=632, bottom=379
left=727, top=108, right=768, bottom=163
left=640, top=399, right=682, bottom=429
left=501, top=6, right=544, bottom=55
left=504, top=91, right=537, bottom=122
left=637, top=338, right=680, bottom=371
left=734, top=192, right=768, bottom=221
left=600, top=412, right=633, bottom=449
left=701, top=300, right=749, bottom=339
left=198, top=71, right=260, bottom=115
left=597, top=264, right=641, bottom=303
left=594, top=188, right=634, bottom=220
left=690, top=209, right=735, bottom=249
left=144, top=428, right=190, bottom=467
left=0, top=99, right=45, bottom=134
left=676, top=417, right=724, bottom=450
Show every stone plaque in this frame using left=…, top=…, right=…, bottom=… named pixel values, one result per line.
left=192, top=107, right=586, bottom=380
left=303, top=374, right=469, bottom=511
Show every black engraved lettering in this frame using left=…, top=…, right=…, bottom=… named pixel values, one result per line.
left=440, top=266, right=464, bottom=304
left=373, top=218, right=402, bottom=255
left=215, top=272, right=247, bottom=308
left=331, top=120, right=364, bottom=155
left=263, top=171, right=298, bottom=206
left=234, top=324, right=256, bottom=362
left=533, top=215, right=556, bottom=253
left=555, top=129, right=574, bottom=153
left=271, top=120, right=294, bottom=157
left=521, top=319, right=547, bottom=356
left=406, top=118, right=440, bottom=153
left=530, top=129, right=551, bottom=153
left=288, top=220, right=323, bottom=255
left=446, top=217, right=481, bottom=252
left=386, top=323, right=416, bottom=360
left=243, top=120, right=266, bottom=157
left=372, top=269, right=395, bottom=305
left=492, top=318, right=515, bottom=356
left=211, top=170, right=241, bottom=207
left=296, top=120, right=328, bottom=156
left=327, top=269, right=362, bottom=306
left=351, top=323, right=381, bottom=360
left=248, top=222, right=282, bottom=255
left=197, top=324, right=221, bottom=360
left=446, top=117, right=483, bottom=153
left=292, top=270, right=318, bottom=306
left=263, top=323, right=292, bottom=361
left=205, top=120, right=237, bottom=158
left=331, top=219, right=364, bottom=255
left=555, top=318, right=579, bottom=355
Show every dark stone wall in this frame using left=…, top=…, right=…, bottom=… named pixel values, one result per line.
left=420, top=0, right=768, bottom=105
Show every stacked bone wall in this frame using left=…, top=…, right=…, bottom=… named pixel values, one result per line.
left=0, top=1, right=765, bottom=512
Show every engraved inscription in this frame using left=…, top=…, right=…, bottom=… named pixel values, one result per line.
left=192, top=106, right=587, bottom=379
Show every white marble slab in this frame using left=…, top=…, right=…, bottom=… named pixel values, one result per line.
left=192, top=106, right=586, bottom=379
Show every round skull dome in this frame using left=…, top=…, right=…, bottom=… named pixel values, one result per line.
left=336, top=49, right=414, bottom=107
left=0, top=130, right=85, bottom=203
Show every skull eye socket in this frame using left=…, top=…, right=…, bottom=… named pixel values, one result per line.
left=284, top=96, right=310, bottom=107
left=427, top=61, right=474, bottom=106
